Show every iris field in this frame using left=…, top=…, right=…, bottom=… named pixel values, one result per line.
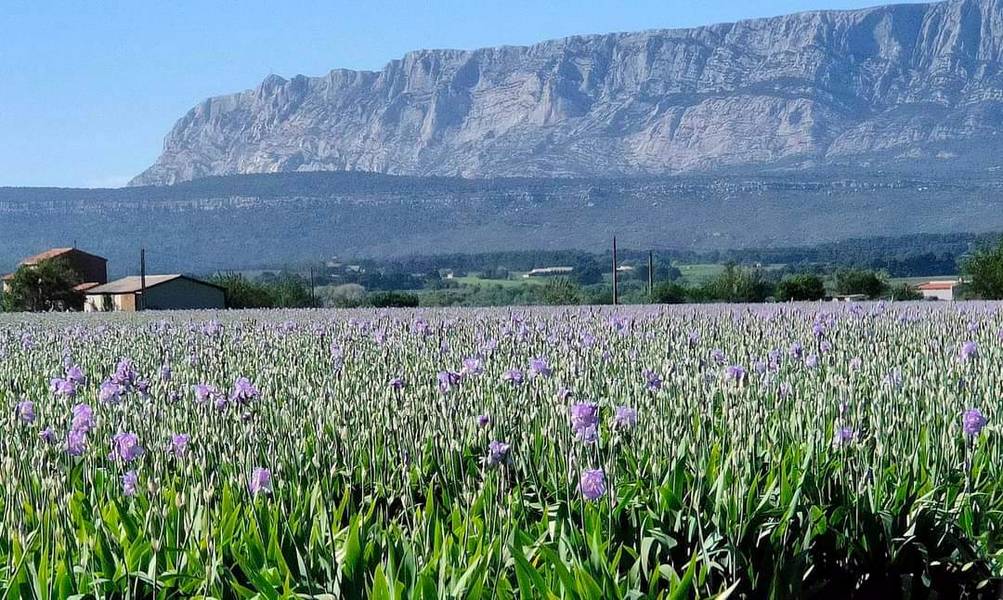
left=1, top=303, right=1002, bottom=598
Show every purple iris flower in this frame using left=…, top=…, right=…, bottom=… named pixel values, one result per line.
left=66, top=430, right=88, bottom=456
left=578, top=424, right=599, bottom=444
left=768, top=349, right=781, bottom=366
left=479, top=338, right=498, bottom=354
left=687, top=331, right=700, bottom=347
left=201, top=320, right=222, bottom=336
left=99, top=380, right=124, bottom=405
left=248, top=467, right=272, bottom=496
left=15, top=400, right=35, bottom=424
left=833, top=427, right=855, bottom=447
left=121, top=470, right=139, bottom=497
left=230, top=377, right=260, bottom=405
left=194, top=383, right=218, bottom=404
left=963, top=409, right=988, bottom=437
left=570, top=402, right=599, bottom=431
left=578, top=468, right=606, bottom=501
left=486, top=440, right=510, bottom=466
left=710, top=349, right=726, bottom=364
left=65, top=365, right=87, bottom=385
left=169, top=434, right=190, bottom=457
left=642, top=369, right=662, bottom=391
left=461, top=358, right=483, bottom=376
left=388, top=377, right=405, bottom=390
left=71, top=404, right=94, bottom=433
left=136, top=379, right=151, bottom=397
left=111, top=359, right=138, bottom=388
left=725, top=365, right=746, bottom=383
left=39, top=427, right=57, bottom=444
left=804, top=355, right=819, bottom=369
left=502, top=369, right=524, bottom=386
left=790, top=342, right=803, bottom=359
left=819, top=341, right=832, bottom=354
left=528, top=357, right=552, bottom=378
left=613, top=406, right=638, bottom=430
left=411, top=319, right=429, bottom=335
left=50, top=377, right=77, bottom=397
left=160, top=365, right=172, bottom=382
left=570, top=403, right=599, bottom=442
left=849, top=357, right=862, bottom=371
left=109, top=432, right=145, bottom=463
left=436, top=370, right=461, bottom=393
left=959, top=341, right=978, bottom=362
left=476, top=414, right=491, bottom=428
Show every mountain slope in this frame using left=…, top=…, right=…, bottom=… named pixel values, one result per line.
left=6, top=170, right=1003, bottom=273
left=134, top=0, right=1003, bottom=186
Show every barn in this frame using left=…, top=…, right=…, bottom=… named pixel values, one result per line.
left=2, top=247, right=108, bottom=294
left=84, top=274, right=225, bottom=312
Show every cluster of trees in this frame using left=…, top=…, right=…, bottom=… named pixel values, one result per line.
left=335, top=231, right=977, bottom=285
left=15, top=234, right=1003, bottom=312
left=2, top=259, right=85, bottom=312
left=418, top=266, right=912, bottom=308
left=649, top=267, right=907, bottom=305
left=962, top=238, right=1003, bottom=299
left=209, top=273, right=319, bottom=309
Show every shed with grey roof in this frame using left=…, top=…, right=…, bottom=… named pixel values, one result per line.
left=84, top=274, right=225, bottom=312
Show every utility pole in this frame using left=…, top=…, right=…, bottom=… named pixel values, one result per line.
left=612, top=236, right=618, bottom=305
left=309, top=267, right=316, bottom=306
left=648, top=251, right=654, bottom=300
left=139, top=248, right=147, bottom=311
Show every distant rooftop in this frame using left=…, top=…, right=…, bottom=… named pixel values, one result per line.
left=87, top=274, right=187, bottom=295
left=20, top=247, right=106, bottom=266
left=917, top=280, right=961, bottom=291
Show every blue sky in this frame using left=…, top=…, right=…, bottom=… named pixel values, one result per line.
left=2, top=0, right=927, bottom=188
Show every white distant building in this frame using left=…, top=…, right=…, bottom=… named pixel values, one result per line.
left=525, top=267, right=574, bottom=278
left=916, top=280, right=961, bottom=301
left=832, top=294, right=868, bottom=302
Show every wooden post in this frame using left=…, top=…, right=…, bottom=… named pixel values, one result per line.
left=309, top=267, right=316, bottom=306
left=139, top=248, right=146, bottom=311
left=612, top=236, right=618, bottom=305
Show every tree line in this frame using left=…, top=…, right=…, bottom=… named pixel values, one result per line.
left=9, top=235, right=1003, bottom=311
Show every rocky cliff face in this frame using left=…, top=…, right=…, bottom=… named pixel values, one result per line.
left=132, top=0, right=1003, bottom=186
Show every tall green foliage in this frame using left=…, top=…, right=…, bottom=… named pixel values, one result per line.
left=2, top=258, right=83, bottom=312
left=834, top=269, right=888, bottom=299
left=777, top=274, right=827, bottom=301
left=962, top=237, right=1003, bottom=299
left=539, top=278, right=584, bottom=305
left=699, top=263, right=773, bottom=303
left=211, top=272, right=319, bottom=309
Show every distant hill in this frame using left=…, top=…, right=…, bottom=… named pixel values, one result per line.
left=3, top=170, right=1003, bottom=274
left=135, top=0, right=1003, bottom=186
